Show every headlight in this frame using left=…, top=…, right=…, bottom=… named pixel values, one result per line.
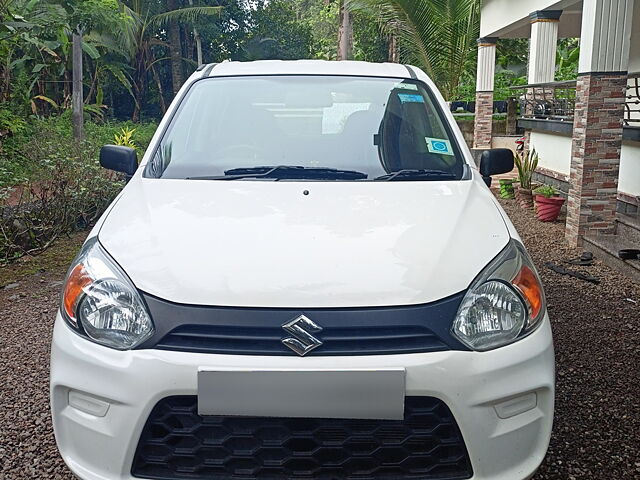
left=61, top=237, right=153, bottom=349
left=452, top=239, right=546, bottom=351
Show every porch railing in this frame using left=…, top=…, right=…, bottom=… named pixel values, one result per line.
left=625, top=73, right=640, bottom=126
left=510, top=80, right=576, bottom=121
left=509, top=73, right=640, bottom=126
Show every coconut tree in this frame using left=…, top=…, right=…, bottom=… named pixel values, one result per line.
left=345, top=0, right=480, bottom=100
left=119, top=0, right=221, bottom=120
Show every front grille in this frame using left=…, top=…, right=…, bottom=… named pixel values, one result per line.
left=131, top=396, right=473, bottom=480
left=138, top=292, right=469, bottom=356
left=156, top=324, right=449, bottom=356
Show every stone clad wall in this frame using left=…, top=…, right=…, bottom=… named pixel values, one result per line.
left=566, top=73, right=628, bottom=245
left=473, top=92, right=494, bottom=149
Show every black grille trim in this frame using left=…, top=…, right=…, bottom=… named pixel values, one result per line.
left=137, top=292, right=469, bottom=356
left=131, top=396, right=473, bottom=479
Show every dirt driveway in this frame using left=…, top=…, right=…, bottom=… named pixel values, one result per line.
left=0, top=201, right=639, bottom=479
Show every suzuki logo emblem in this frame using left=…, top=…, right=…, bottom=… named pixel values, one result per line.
left=281, top=314, right=323, bottom=356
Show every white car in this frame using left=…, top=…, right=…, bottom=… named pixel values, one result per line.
left=51, top=60, right=554, bottom=480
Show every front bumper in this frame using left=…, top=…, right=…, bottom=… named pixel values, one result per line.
left=50, top=312, right=554, bottom=480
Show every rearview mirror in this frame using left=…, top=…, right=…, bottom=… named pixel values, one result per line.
left=479, top=149, right=514, bottom=187
left=100, top=145, right=138, bottom=176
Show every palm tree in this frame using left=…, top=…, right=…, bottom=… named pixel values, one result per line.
left=119, top=0, right=221, bottom=120
left=345, top=0, right=479, bottom=100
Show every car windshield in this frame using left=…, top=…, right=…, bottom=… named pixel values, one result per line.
left=144, top=75, right=467, bottom=181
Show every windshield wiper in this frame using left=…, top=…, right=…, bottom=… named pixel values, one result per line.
left=374, top=169, right=457, bottom=181
left=188, top=165, right=368, bottom=181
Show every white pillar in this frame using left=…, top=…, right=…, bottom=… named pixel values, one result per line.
left=528, top=10, right=561, bottom=84
left=476, top=38, right=497, bottom=92
left=474, top=37, right=497, bottom=149
left=578, top=0, right=633, bottom=73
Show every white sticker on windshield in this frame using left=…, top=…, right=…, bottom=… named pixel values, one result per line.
left=425, top=137, right=454, bottom=156
left=396, top=83, right=419, bottom=91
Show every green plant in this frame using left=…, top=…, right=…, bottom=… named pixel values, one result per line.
left=345, top=0, right=480, bottom=100
left=514, top=148, right=538, bottom=190
left=0, top=116, right=158, bottom=262
left=114, top=126, right=137, bottom=149
left=534, top=185, right=556, bottom=198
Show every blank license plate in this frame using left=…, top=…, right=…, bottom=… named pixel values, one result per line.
left=197, top=369, right=406, bottom=420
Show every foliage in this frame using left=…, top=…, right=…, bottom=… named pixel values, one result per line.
left=556, top=38, right=580, bottom=81
left=241, top=0, right=312, bottom=60
left=457, top=69, right=527, bottom=102
left=534, top=185, right=557, bottom=198
left=494, top=70, right=527, bottom=101
left=496, top=39, right=528, bottom=73
left=0, top=109, right=27, bottom=136
left=114, top=126, right=137, bottom=149
left=345, top=0, right=480, bottom=100
left=515, top=148, right=538, bottom=190
left=352, top=11, right=388, bottom=62
left=0, top=114, right=156, bottom=188
left=0, top=116, right=156, bottom=263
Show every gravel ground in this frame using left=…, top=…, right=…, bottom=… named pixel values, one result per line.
left=0, top=201, right=639, bottom=480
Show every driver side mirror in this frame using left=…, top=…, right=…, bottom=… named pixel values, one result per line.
left=100, top=145, right=138, bottom=176
left=479, top=149, right=514, bottom=187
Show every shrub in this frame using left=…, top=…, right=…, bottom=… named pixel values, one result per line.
left=114, top=127, right=138, bottom=149
left=0, top=115, right=157, bottom=263
left=534, top=185, right=556, bottom=198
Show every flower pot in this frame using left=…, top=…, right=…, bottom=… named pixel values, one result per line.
left=498, top=179, right=515, bottom=199
left=516, top=186, right=534, bottom=209
left=535, top=195, right=565, bottom=222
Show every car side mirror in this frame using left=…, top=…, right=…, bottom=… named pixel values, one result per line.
left=479, top=149, right=514, bottom=187
left=100, top=145, right=138, bottom=176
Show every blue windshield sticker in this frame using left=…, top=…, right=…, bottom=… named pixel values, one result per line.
left=425, top=137, right=454, bottom=156
left=398, top=93, right=424, bottom=103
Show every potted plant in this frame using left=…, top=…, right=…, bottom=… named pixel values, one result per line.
left=498, top=178, right=516, bottom=199
left=534, top=185, right=566, bottom=222
left=514, top=148, right=538, bottom=209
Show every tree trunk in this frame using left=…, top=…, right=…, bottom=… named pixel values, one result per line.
left=388, top=34, right=399, bottom=63
left=151, top=63, right=167, bottom=114
left=166, top=0, right=184, bottom=95
left=188, top=0, right=203, bottom=66
left=337, top=1, right=352, bottom=61
left=72, top=31, right=84, bottom=141
left=85, top=60, right=99, bottom=105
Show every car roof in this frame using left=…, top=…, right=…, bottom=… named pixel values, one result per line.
left=201, top=60, right=414, bottom=79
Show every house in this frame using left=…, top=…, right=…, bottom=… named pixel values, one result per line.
left=474, top=0, right=640, bottom=279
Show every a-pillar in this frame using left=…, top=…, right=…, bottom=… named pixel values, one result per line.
left=566, top=0, right=634, bottom=246
left=473, top=37, right=497, bottom=149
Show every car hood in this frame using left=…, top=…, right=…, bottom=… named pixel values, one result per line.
left=99, top=177, right=510, bottom=307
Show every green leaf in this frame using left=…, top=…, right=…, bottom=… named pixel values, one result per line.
left=32, top=95, right=59, bottom=109
left=149, top=6, right=222, bottom=29
left=32, top=63, right=46, bottom=73
left=81, top=41, right=100, bottom=59
left=345, top=0, right=480, bottom=100
left=104, top=64, right=136, bottom=104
